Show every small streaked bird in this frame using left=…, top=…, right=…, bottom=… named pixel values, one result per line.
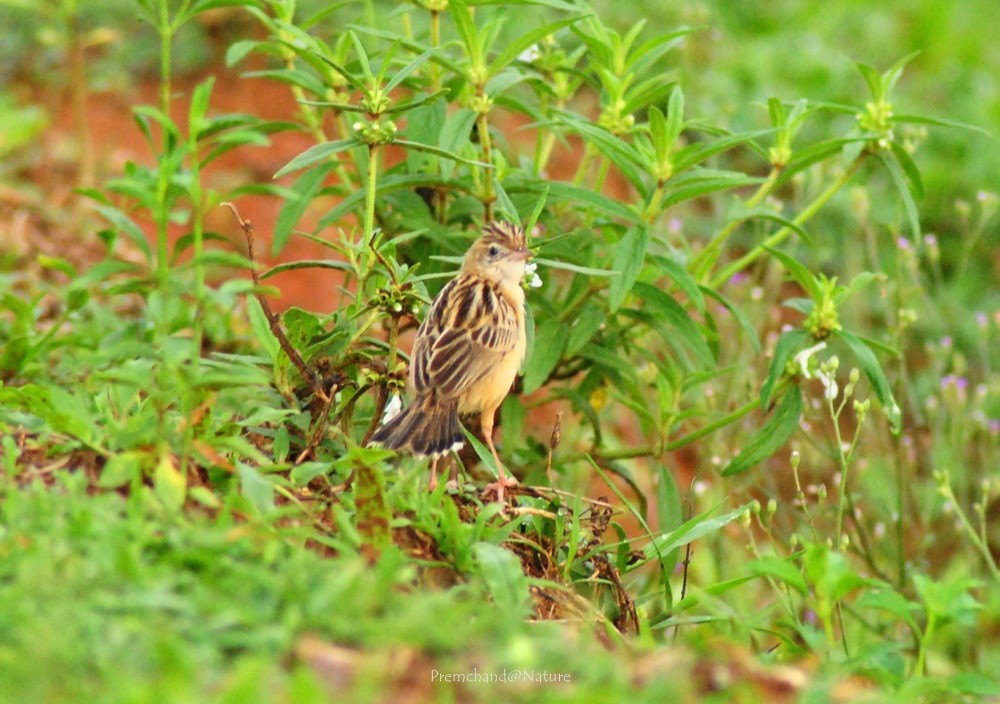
left=371, top=221, right=531, bottom=502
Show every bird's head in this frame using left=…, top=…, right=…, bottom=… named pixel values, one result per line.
left=462, top=221, right=532, bottom=287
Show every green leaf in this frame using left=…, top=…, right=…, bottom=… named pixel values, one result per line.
left=438, top=108, right=478, bottom=155
left=672, top=130, right=770, bottom=173
left=555, top=116, right=646, bottom=192
left=524, top=183, right=549, bottom=236
left=761, top=328, right=809, bottom=407
left=888, top=140, right=924, bottom=199
left=99, top=451, right=145, bottom=489
left=882, top=51, right=920, bottom=94
left=531, top=257, right=617, bottom=277
left=874, top=149, right=921, bottom=239
left=274, top=138, right=362, bottom=178
left=763, top=245, right=823, bottom=300
left=91, top=205, right=152, bottom=261
left=748, top=555, right=808, bottom=595
left=833, top=271, right=884, bottom=305
left=319, top=173, right=456, bottom=229
left=462, top=424, right=501, bottom=477
left=651, top=254, right=704, bottom=312
left=565, top=302, right=606, bottom=356
left=722, top=385, right=802, bottom=476
left=700, top=286, right=761, bottom=354
left=892, top=112, right=992, bottom=136
left=272, top=162, right=334, bottom=255
left=778, top=137, right=865, bottom=184
left=521, top=180, right=639, bottom=222
left=472, top=542, right=531, bottom=616
left=394, top=138, right=492, bottom=167
left=237, top=462, right=275, bottom=515
left=855, top=61, right=883, bottom=100
left=261, top=259, right=353, bottom=279
left=735, top=207, right=814, bottom=247
left=639, top=501, right=752, bottom=565
left=490, top=14, right=587, bottom=77
left=608, top=225, right=649, bottom=312
left=856, top=588, right=919, bottom=630
left=154, top=453, right=187, bottom=512
left=449, top=1, right=481, bottom=64
left=225, top=39, right=261, bottom=67
left=188, top=76, right=215, bottom=136
left=835, top=329, right=901, bottom=433
left=384, top=48, right=435, bottom=93
left=246, top=296, right=280, bottom=361
left=522, top=319, right=567, bottom=393
left=664, top=85, right=685, bottom=146
left=647, top=105, right=668, bottom=157
left=654, top=461, right=684, bottom=574
left=290, top=461, right=334, bottom=486
left=492, top=176, right=518, bottom=221
left=474, top=0, right=584, bottom=8
left=634, top=282, right=714, bottom=368
left=804, top=543, right=872, bottom=602
left=661, top=173, right=762, bottom=209
left=768, top=97, right=786, bottom=127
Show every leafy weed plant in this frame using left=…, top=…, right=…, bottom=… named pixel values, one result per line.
left=1, top=0, right=997, bottom=701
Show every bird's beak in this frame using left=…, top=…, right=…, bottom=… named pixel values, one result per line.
left=510, top=248, right=533, bottom=261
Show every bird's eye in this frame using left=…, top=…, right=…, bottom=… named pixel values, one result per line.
left=488, top=245, right=500, bottom=257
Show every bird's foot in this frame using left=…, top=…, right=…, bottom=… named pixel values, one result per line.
left=483, top=475, right=519, bottom=504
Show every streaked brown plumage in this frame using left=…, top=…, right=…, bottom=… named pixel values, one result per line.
left=371, top=221, right=531, bottom=502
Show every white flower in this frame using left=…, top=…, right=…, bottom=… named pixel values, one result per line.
left=518, top=44, right=541, bottom=63
left=817, top=369, right=839, bottom=401
left=380, top=394, right=402, bottom=425
left=793, top=342, right=827, bottom=379
left=524, top=261, right=542, bottom=288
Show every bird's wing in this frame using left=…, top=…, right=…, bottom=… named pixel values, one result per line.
left=411, top=275, right=521, bottom=399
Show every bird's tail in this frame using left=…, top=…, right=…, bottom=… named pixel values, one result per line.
left=369, top=395, right=464, bottom=458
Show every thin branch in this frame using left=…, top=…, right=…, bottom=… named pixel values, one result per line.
left=222, top=202, right=327, bottom=403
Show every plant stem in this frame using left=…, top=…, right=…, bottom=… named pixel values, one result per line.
left=364, top=144, right=380, bottom=246
left=662, top=397, right=761, bottom=453
left=571, top=142, right=596, bottom=186
left=563, top=397, right=761, bottom=463
left=476, top=107, right=495, bottom=220
left=155, top=0, right=175, bottom=288
left=710, top=154, right=868, bottom=288
left=830, top=398, right=850, bottom=546
left=692, top=166, right=781, bottom=278
left=157, top=0, right=173, bottom=118
left=915, top=613, right=935, bottom=676
left=429, top=10, right=442, bottom=93
left=938, top=476, right=1000, bottom=584
left=66, top=7, right=94, bottom=191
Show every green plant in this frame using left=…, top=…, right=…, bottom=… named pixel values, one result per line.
left=1, top=0, right=998, bottom=700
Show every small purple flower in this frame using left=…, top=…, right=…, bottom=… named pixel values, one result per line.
left=897, top=236, right=911, bottom=250
left=923, top=234, right=938, bottom=247
left=729, top=272, right=749, bottom=286
left=990, top=419, right=1000, bottom=436
left=975, top=311, right=988, bottom=329
left=941, top=336, right=953, bottom=350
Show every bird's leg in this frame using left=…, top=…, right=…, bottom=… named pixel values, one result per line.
left=428, top=456, right=439, bottom=492
left=444, top=453, right=462, bottom=490
left=481, top=409, right=517, bottom=502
